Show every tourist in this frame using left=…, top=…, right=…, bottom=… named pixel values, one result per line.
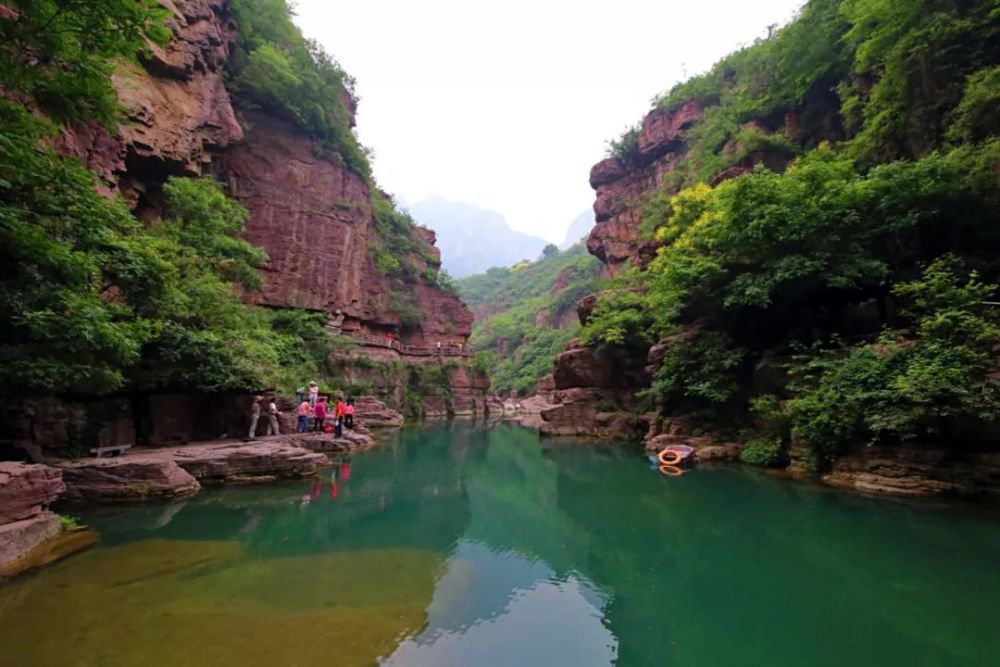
left=296, top=400, right=311, bottom=433
left=266, top=398, right=281, bottom=436
left=334, top=396, right=346, bottom=437
left=247, top=395, right=262, bottom=441
left=344, top=397, right=355, bottom=429
left=308, top=381, right=319, bottom=408
left=296, top=382, right=306, bottom=405
left=312, top=397, right=327, bottom=432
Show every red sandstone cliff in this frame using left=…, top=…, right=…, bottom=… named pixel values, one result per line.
left=542, top=99, right=797, bottom=437
left=60, top=0, right=472, bottom=350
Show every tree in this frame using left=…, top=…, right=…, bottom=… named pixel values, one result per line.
left=541, top=244, right=559, bottom=259
left=0, top=0, right=169, bottom=125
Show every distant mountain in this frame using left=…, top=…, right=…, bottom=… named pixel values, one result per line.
left=560, top=210, right=594, bottom=250
left=457, top=242, right=602, bottom=394
left=408, top=196, right=549, bottom=278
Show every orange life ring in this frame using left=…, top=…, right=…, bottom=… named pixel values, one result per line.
left=657, top=449, right=683, bottom=466
left=659, top=464, right=683, bottom=477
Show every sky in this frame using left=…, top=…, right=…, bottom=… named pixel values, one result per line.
left=294, top=0, right=807, bottom=243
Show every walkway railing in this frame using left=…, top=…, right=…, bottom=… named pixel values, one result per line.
left=348, top=333, right=471, bottom=358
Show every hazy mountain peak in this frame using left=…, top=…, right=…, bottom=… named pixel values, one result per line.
left=409, top=196, right=549, bottom=278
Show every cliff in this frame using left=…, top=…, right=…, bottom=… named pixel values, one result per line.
left=540, top=0, right=1000, bottom=499
left=1, top=0, right=487, bottom=460
left=61, top=0, right=472, bottom=351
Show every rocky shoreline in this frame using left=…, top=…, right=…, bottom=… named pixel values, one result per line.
left=508, top=395, right=1000, bottom=501
left=0, top=402, right=402, bottom=581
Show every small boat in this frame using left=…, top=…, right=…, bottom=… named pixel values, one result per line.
left=670, top=445, right=695, bottom=461
left=657, top=445, right=695, bottom=466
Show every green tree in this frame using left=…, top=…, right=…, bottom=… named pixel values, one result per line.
left=0, top=0, right=169, bottom=125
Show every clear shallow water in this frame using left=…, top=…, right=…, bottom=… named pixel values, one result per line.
left=2, top=422, right=1000, bottom=666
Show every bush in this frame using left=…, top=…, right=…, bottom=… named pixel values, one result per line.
left=58, top=514, right=81, bottom=531
left=739, top=438, right=786, bottom=467
left=472, top=351, right=495, bottom=375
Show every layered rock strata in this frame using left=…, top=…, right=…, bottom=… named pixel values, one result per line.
left=0, top=463, right=94, bottom=579
left=56, top=438, right=329, bottom=501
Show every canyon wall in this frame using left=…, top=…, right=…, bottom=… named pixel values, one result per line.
left=7, top=0, right=485, bottom=459
left=68, top=0, right=473, bottom=350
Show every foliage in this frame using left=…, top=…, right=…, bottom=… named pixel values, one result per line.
left=541, top=244, right=559, bottom=259
left=0, top=102, right=341, bottom=397
left=607, top=124, right=641, bottom=166
left=473, top=351, right=496, bottom=375
left=57, top=514, right=81, bottom=531
left=787, top=260, right=1000, bottom=460
left=645, top=330, right=746, bottom=407
left=0, top=0, right=169, bottom=125
left=228, top=0, right=369, bottom=177
left=583, top=134, right=999, bottom=457
left=839, top=0, right=1000, bottom=160
left=739, top=437, right=786, bottom=467
left=388, top=290, right=424, bottom=328
left=1, top=103, right=154, bottom=394
left=158, top=177, right=267, bottom=291
left=947, top=65, right=1000, bottom=144
left=457, top=243, right=602, bottom=394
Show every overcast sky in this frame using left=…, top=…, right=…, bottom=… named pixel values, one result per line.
left=294, top=0, right=806, bottom=243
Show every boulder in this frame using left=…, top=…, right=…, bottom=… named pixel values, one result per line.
left=0, top=513, right=60, bottom=573
left=821, top=446, right=1000, bottom=498
left=538, top=388, right=643, bottom=439
left=289, top=428, right=377, bottom=455
left=354, top=396, right=404, bottom=428
left=171, top=441, right=328, bottom=483
left=58, top=457, right=200, bottom=502
left=637, top=99, right=704, bottom=163
left=0, top=462, right=65, bottom=524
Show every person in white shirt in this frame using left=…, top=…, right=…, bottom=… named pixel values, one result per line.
left=266, top=399, right=281, bottom=436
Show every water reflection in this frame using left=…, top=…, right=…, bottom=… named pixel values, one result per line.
left=2, top=422, right=1000, bottom=667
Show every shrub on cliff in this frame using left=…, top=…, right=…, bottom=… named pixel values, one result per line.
left=228, top=0, right=369, bottom=178
left=0, top=0, right=169, bottom=125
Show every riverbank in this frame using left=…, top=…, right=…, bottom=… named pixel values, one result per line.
left=509, top=392, right=1000, bottom=500
left=0, top=404, right=401, bottom=580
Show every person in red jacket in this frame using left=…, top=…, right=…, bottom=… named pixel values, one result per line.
left=312, top=398, right=327, bottom=433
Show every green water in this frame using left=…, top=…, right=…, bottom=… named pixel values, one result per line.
left=2, top=423, right=999, bottom=666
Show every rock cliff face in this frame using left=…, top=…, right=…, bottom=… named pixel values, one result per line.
left=67, top=0, right=472, bottom=350
left=54, top=0, right=483, bottom=430
left=588, top=101, right=704, bottom=275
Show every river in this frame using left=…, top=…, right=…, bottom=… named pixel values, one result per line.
left=1, top=422, right=998, bottom=666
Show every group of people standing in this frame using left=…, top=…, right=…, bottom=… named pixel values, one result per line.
left=246, top=381, right=356, bottom=441
left=295, top=381, right=355, bottom=438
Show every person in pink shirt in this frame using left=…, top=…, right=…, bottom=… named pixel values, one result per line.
left=296, top=400, right=311, bottom=433
left=344, top=397, right=355, bottom=429
left=312, top=398, right=327, bottom=433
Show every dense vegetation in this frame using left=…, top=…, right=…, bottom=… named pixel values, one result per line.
left=228, top=0, right=368, bottom=178
left=458, top=244, right=602, bottom=394
left=590, top=0, right=1000, bottom=466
